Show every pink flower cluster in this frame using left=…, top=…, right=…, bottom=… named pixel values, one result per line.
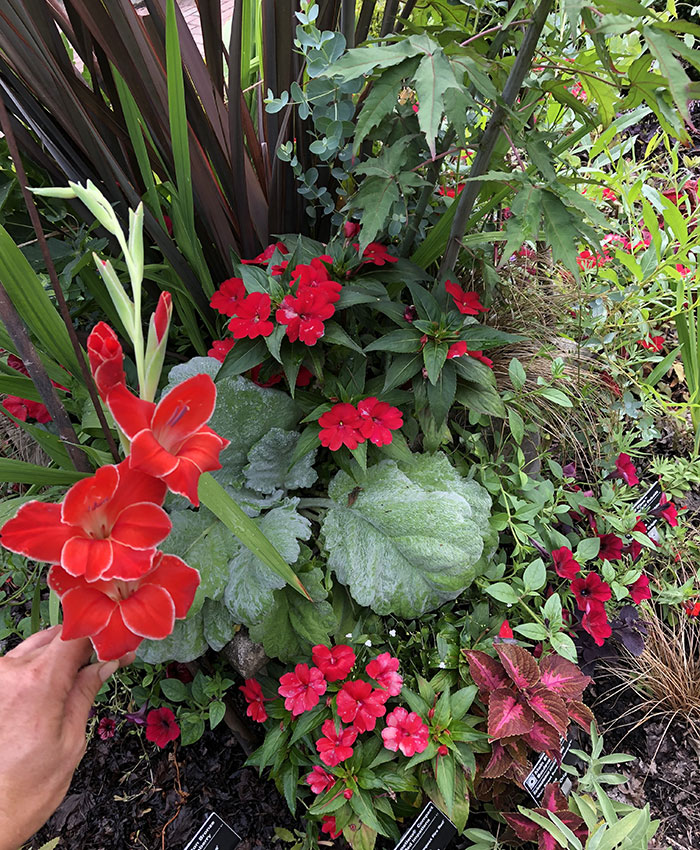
left=318, top=398, right=403, bottom=451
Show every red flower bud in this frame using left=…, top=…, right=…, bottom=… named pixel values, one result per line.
left=428, top=707, right=435, bottom=719
left=437, top=745, right=449, bottom=756
left=343, top=789, right=354, bottom=799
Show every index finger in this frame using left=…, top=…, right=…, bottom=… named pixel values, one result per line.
left=3, top=625, right=61, bottom=659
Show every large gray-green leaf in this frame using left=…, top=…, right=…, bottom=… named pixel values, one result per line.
left=224, top=499, right=311, bottom=625
left=137, top=610, right=207, bottom=664
left=202, top=598, right=238, bottom=651
left=244, top=428, right=318, bottom=494
left=322, top=455, right=493, bottom=616
left=165, top=356, right=221, bottom=393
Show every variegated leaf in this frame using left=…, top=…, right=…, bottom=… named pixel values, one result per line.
left=495, top=643, right=541, bottom=690
left=527, top=685, right=569, bottom=735
left=541, top=782, right=568, bottom=813
left=503, top=812, right=540, bottom=841
left=481, top=741, right=511, bottom=779
left=539, top=654, right=591, bottom=699
left=465, top=649, right=510, bottom=696
left=523, top=719, right=561, bottom=754
left=488, top=688, right=535, bottom=739
left=567, top=698, right=594, bottom=732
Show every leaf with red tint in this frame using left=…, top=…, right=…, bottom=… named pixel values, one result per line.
left=527, top=685, right=569, bottom=735
left=541, top=782, right=568, bottom=812
left=481, top=741, right=512, bottom=778
left=539, top=654, right=591, bottom=700
left=495, top=643, right=541, bottom=690
left=523, top=718, right=560, bottom=754
left=566, top=699, right=594, bottom=732
left=464, top=650, right=510, bottom=697
left=503, top=812, right=540, bottom=842
left=488, top=689, right=535, bottom=739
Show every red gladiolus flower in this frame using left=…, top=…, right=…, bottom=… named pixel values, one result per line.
left=659, top=496, right=679, bottom=527
left=638, top=336, right=664, bottom=352
left=241, top=241, right=288, bottom=265
left=581, top=603, right=611, bottom=646
left=598, top=533, right=623, bottom=562
left=276, top=289, right=335, bottom=346
left=240, top=679, right=269, bottom=723
left=207, top=338, right=235, bottom=362
left=97, top=717, right=116, bottom=740
left=447, top=341, right=467, bottom=359
left=312, top=644, right=356, bottom=682
left=356, top=397, right=403, bottom=446
left=315, top=718, right=357, bottom=766
left=629, top=575, right=651, bottom=604
left=0, top=462, right=170, bottom=581
left=336, top=680, right=388, bottom=732
left=344, top=221, right=361, bottom=238
left=228, top=292, right=274, bottom=339
left=87, top=322, right=127, bottom=401
left=278, top=664, right=327, bottom=715
left=318, top=403, right=364, bottom=451
left=498, top=620, right=514, bottom=640
left=249, top=364, right=283, bottom=387
left=163, top=214, right=174, bottom=237
left=570, top=573, right=612, bottom=613
left=321, top=815, right=342, bottom=839
left=306, top=765, right=335, bottom=795
left=381, top=706, right=430, bottom=757
left=210, top=278, right=246, bottom=317
left=107, top=375, right=230, bottom=507
left=614, top=453, right=639, bottom=486
left=365, top=652, right=403, bottom=696
left=445, top=280, right=488, bottom=315
left=47, top=551, right=199, bottom=661
left=551, top=546, right=580, bottom=580
left=145, top=707, right=180, bottom=748
left=355, top=242, right=398, bottom=266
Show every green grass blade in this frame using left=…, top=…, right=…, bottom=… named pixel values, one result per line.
left=166, top=0, right=194, bottom=232
left=0, top=458, right=89, bottom=485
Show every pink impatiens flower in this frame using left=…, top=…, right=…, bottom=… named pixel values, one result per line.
left=312, top=644, right=356, bottom=682
left=336, top=680, right=388, bottom=732
left=315, top=719, right=357, bottom=767
left=306, top=765, right=336, bottom=795
left=381, top=706, right=430, bottom=757
left=278, top=663, right=327, bottom=715
left=365, top=652, right=403, bottom=696
left=240, top=679, right=269, bottom=723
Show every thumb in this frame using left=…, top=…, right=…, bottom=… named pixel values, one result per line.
left=64, top=660, right=119, bottom=737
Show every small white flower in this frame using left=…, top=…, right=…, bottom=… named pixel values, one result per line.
left=507, top=603, right=513, bottom=608
left=364, top=639, right=372, bottom=647
left=438, top=661, right=446, bottom=669
left=345, top=633, right=353, bottom=639
left=389, top=629, right=397, bottom=637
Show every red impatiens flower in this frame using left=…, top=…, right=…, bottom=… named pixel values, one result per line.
left=47, top=551, right=199, bottom=661
left=278, top=664, right=327, bottom=715
left=581, top=603, right=612, bottom=646
left=2, top=395, right=51, bottom=424
left=613, top=452, right=639, bottom=486
left=312, top=644, right=356, bottom=682
left=210, top=278, right=246, bottom=317
left=551, top=546, right=581, bottom=580
left=343, top=221, right=361, bottom=239
left=296, top=366, right=314, bottom=387
left=357, top=397, right=403, bottom=446
left=602, top=187, right=618, bottom=201
left=290, top=257, right=342, bottom=304
left=0, top=461, right=170, bottom=582
left=207, top=338, right=235, bottom=362
left=249, top=364, right=283, bottom=387
left=365, top=652, right=403, bottom=696
left=336, top=680, right=388, bottom=732
left=87, top=322, right=127, bottom=401
left=321, top=815, right=342, bottom=839
left=318, top=403, right=364, bottom=451
left=445, top=280, right=488, bottom=315
left=107, top=374, right=230, bottom=506
left=684, top=599, right=700, bottom=617
left=228, top=292, right=274, bottom=339
left=577, top=248, right=609, bottom=269
left=145, top=707, right=180, bottom=748
left=570, top=573, right=612, bottom=613
left=447, top=341, right=467, bottom=359
left=315, top=718, right=357, bottom=766
left=629, top=574, right=652, bottom=604
left=240, top=679, right=269, bottom=723
left=306, top=765, right=336, bottom=795
left=638, top=336, right=664, bottom=352
left=354, top=242, right=398, bottom=266
left=381, top=706, right=430, bottom=757
left=466, top=349, right=494, bottom=368
left=598, top=533, right=623, bottom=562
left=276, top=289, right=335, bottom=346
left=240, top=241, right=288, bottom=265
left=497, top=620, right=514, bottom=640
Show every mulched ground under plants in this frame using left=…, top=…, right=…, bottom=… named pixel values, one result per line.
left=29, top=722, right=299, bottom=850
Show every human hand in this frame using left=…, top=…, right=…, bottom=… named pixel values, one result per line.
left=0, top=627, right=134, bottom=850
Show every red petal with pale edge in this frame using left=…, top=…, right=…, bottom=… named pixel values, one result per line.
left=523, top=718, right=561, bottom=754
left=496, top=643, right=541, bottom=690
left=539, top=654, right=591, bottom=700
left=488, top=689, right=535, bottom=739
left=481, top=741, right=511, bottom=779
left=108, top=462, right=167, bottom=516
left=129, top=429, right=179, bottom=477
left=152, top=374, right=216, bottom=446
left=0, top=501, right=72, bottom=562
left=527, top=685, right=569, bottom=735
left=47, top=563, right=85, bottom=598
left=144, top=552, right=200, bottom=618
left=120, top=584, right=175, bottom=638
left=177, top=430, right=227, bottom=474
left=465, top=650, right=510, bottom=693
left=62, top=536, right=113, bottom=581
left=566, top=699, right=594, bottom=732
left=163, top=457, right=202, bottom=505
left=105, top=542, right=157, bottom=581
left=503, top=812, right=540, bottom=842
left=90, top=608, right=143, bottom=661
left=111, top=502, right=172, bottom=549
left=60, top=586, right=115, bottom=639
left=107, top=385, right=155, bottom=439
left=541, top=782, right=568, bottom=813
left=61, top=465, right=118, bottom=527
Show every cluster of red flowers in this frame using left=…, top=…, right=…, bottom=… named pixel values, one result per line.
left=318, top=397, right=403, bottom=451
left=0, top=297, right=232, bottom=661
left=1, top=353, right=66, bottom=423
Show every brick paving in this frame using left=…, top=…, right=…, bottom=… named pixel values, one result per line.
left=178, top=0, right=235, bottom=54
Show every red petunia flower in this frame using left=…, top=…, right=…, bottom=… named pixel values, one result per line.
left=97, top=717, right=116, bottom=740
left=344, top=222, right=361, bottom=239
left=356, top=397, right=403, bottom=446
left=228, top=292, right=274, bottom=339
left=570, top=573, right=612, bottom=613
left=207, top=338, right=235, bottom=362
left=614, top=453, right=639, bottom=486
left=381, top=706, right=430, bottom=757
left=241, top=241, right=288, bottom=265
left=447, top=341, right=467, bottom=359
left=276, top=289, right=335, bottom=346
left=306, top=765, right=335, bottom=795
left=444, top=281, right=488, bottom=315
left=278, top=664, right=327, bottom=715
left=581, top=603, right=612, bottom=646
left=318, top=403, right=364, bottom=451
left=312, top=644, right=356, bottom=682
left=321, top=815, right=342, bottom=839
left=87, top=322, right=127, bottom=401
left=629, top=574, right=651, bottom=604
left=354, top=242, right=398, bottom=266
left=659, top=496, right=679, bottom=527
left=551, top=546, right=581, bottom=580
left=365, top=652, right=403, bottom=696
left=145, top=707, right=180, bottom=748
left=107, top=375, right=230, bottom=507
left=315, top=718, right=357, bottom=766
left=240, top=679, right=269, bottom=723
left=0, top=461, right=170, bottom=582
left=47, top=551, right=199, bottom=661
left=336, top=680, right=388, bottom=732
left=598, top=533, right=623, bottom=562
left=210, top=278, right=246, bottom=317
left=638, top=336, right=664, bottom=352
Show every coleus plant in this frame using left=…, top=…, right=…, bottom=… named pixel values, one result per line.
left=503, top=782, right=588, bottom=850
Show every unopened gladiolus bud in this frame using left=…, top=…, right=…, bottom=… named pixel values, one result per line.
left=143, top=291, right=173, bottom=401
left=153, top=291, right=172, bottom=343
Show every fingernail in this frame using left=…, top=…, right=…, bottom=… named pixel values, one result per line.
left=99, top=661, right=119, bottom=682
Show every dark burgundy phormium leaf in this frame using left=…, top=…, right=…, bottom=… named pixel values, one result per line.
left=495, top=643, right=541, bottom=690
left=488, top=689, right=535, bottom=739
left=465, top=649, right=510, bottom=698
left=538, top=654, right=591, bottom=700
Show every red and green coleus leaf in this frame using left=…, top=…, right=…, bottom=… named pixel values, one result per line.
left=503, top=811, right=540, bottom=842
left=541, top=782, right=568, bottom=813
left=481, top=741, right=512, bottom=779
left=488, top=689, right=535, bottom=739
left=526, top=685, right=569, bottom=736
left=539, top=654, right=591, bottom=700
left=523, top=718, right=561, bottom=754
left=566, top=698, right=594, bottom=732
left=495, top=643, right=541, bottom=691
left=465, top=649, right=510, bottom=698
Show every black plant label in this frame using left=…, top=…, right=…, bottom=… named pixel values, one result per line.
left=524, top=737, right=572, bottom=803
left=184, top=812, right=241, bottom=850
left=394, top=801, right=457, bottom=850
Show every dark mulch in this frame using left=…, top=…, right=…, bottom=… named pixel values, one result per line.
left=30, top=721, right=299, bottom=850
